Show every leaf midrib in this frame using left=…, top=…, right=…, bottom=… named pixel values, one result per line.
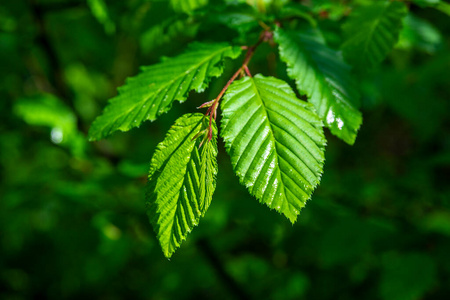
left=361, top=3, right=391, bottom=64
left=249, top=77, right=296, bottom=216
left=161, top=123, right=202, bottom=255
left=279, top=30, right=347, bottom=112
left=106, top=46, right=234, bottom=135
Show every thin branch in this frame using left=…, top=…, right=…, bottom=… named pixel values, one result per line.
left=244, top=65, right=252, bottom=77
left=198, top=29, right=273, bottom=142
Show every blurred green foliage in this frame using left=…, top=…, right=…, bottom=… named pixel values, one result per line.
left=1, top=0, right=449, bottom=299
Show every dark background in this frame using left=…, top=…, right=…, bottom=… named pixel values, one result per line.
left=1, top=0, right=449, bottom=299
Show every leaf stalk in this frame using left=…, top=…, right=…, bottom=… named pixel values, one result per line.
left=200, top=30, right=273, bottom=142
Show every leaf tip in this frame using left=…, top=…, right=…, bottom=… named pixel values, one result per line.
left=288, top=215, right=298, bottom=224
left=163, top=250, right=174, bottom=260
left=87, top=131, right=99, bottom=142
left=87, top=132, right=99, bottom=142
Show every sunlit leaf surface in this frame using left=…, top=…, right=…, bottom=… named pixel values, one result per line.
left=221, top=75, right=326, bottom=223
left=147, top=113, right=218, bottom=258
left=89, top=43, right=241, bottom=141
left=275, top=27, right=362, bottom=145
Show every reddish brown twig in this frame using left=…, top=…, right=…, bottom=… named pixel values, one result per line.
left=198, top=30, right=273, bottom=144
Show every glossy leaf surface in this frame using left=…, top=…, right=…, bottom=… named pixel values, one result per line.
left=274, top=27, right=362, bottom=145
left=220, top=75, right=326, bottom=223
left=88, top=43, right=241, bottom=141
left=147, top=113, right=218, bottom=258
left=342, top=1, right=407, bottom=69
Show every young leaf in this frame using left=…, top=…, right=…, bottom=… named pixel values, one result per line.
left=88, top=43, right=241, bottom=141
left=274, top=27, right=362, bottom=145
left=220, top=75, right=326, bottom=223
left=278, top=3, right=316, bottom=26
left=147, top=113, right=218, bottom=258
left=341, top=1, right=408, bottom=69
left=171, top=0, right=208, bottom=14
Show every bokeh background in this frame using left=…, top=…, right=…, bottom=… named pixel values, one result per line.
left=1, top=0, right=450, bottom=299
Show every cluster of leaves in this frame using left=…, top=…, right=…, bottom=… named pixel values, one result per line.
left=2, top=0, right=450, bottom=299
left=87, top=0, right=448, bottom=258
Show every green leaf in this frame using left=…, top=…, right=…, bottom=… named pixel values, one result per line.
left=397, top=14, right=443, bottom=54
left=147, top=113, right=218, bottom=258
left=200, top=3, right=260, bottom=36
left=171, top=0, right=208, bottom=14
left=88, top=43, right=241, bottom=141
left=412, top=0, right=441, bottom=8
left=87, top=0, right=115, bottom=34
left=140, top=17, right=199, bottom=53
left=278, top=3, right=316, bottom=26
left=14, top=94, right=86, bottom=156
left=14, top=94, right=77, bottom=141
left=199, top=137, right=218, bottom=209
left=412, top=0, right=450, bottom=16
left=220, top=74, right=326, bottom=223
left=341, top=1, right=407, bottom=69
left=309, top=0, right=350, bottom=20
left=436, top=2, right=450, bottom=16
left=274, top=27, right=362, bottom=145
left=237, top=0, right=289, bottom=13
